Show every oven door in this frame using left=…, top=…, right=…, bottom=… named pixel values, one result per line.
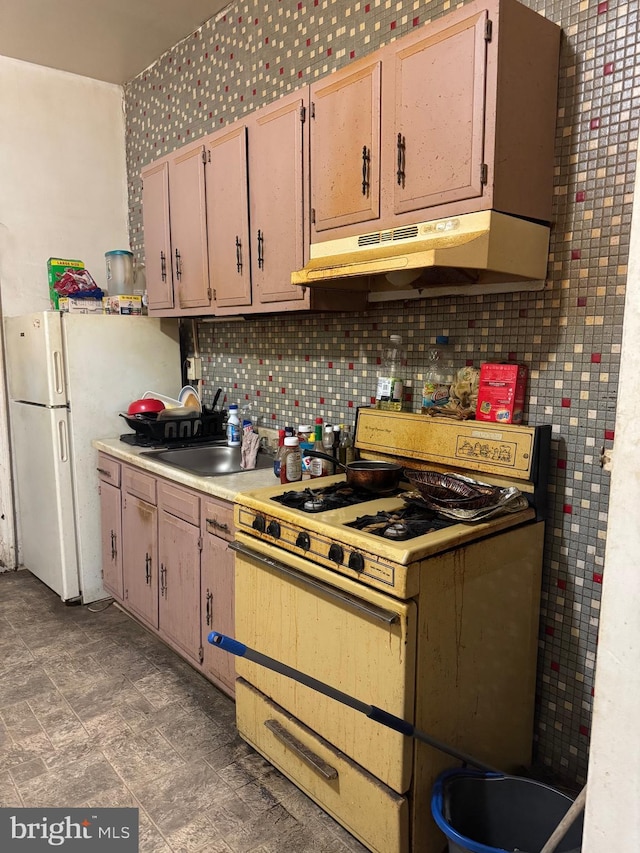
left=231, top=532, right=417, bottom=794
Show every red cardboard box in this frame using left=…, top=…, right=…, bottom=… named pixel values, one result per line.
left=475, top=363, right=528, bottom=424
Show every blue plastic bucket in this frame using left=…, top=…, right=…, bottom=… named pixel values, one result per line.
left=431, top=769, right=583, bottom=853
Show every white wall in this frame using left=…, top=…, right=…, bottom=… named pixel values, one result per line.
left=582, top=152, right=640, bottom=847
left=0, top=55, right=130, bottom=569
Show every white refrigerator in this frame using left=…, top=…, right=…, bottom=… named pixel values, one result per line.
left=4, top=311, right=182, bottom=603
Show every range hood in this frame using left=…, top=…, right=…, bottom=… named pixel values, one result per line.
left=292, top=211, right=550, bottom=292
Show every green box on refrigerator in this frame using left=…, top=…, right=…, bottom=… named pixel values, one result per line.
left=47, top=258, right=84, bottom=309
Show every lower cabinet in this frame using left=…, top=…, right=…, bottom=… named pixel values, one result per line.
left=97, top=454, right=123, bottom=599
left=97, top=456, right=236, bottom=698
left=201, top=496, right=236, bottom=695
left=158, top=481, right=202, bottom=666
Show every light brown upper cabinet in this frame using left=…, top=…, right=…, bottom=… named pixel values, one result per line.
left=309, top=0, right=560, bottom=243
left=310, top=62, right=381, bottom=234
left=205, top=124, right=252, bottom=311
left=245, top=89, right=310, bottom=310
left=142, top=140, right=211, bottom=314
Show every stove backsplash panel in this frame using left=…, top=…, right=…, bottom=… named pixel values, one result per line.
left=124, top=0, right=636, bottom=787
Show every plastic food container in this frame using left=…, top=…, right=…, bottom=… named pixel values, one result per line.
left=105, top=250, right=134, bottom=296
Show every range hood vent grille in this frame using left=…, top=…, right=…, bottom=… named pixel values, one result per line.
left=358, top=225, right=420, bottom=247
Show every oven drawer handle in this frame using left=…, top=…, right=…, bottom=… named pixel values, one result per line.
left=264, top=719, right=338, bottom=782
left=230, top=541, right=399, bottom=625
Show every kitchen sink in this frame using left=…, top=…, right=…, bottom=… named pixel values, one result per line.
left=141, top=442, right=273, bottom=477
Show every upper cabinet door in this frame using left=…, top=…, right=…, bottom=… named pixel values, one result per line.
left=387, top=9, right=488, bottom=216
left=310, top=60, right=381, bottom=234
left=206, top=124, right=252, bottom=309
left=248, top=90, right=309, bottom=305
left=169, top=143, right=211, bottom=310
left=142, top=159, right=173, bottom=310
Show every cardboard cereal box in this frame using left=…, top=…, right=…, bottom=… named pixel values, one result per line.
left=475, top=363, right=528, bottom=424
left=47, top=258, right=84, bottom=310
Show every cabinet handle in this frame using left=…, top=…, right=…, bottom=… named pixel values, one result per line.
left=97, top=467, right=111, bottom=477
left=160, top=251, right=167, bottom=282
left=235, top=236, right=243, bottom=274
left=257, top=230, right=264, bottom=269
left=396, top=132, right=406, bottom=188
left=175, top=248, right=182, bottom=281
left=145, top=553, right=152, bottom=585
left=206, top=517, right=230, bottom=533
left=264, top=719, right=338, bottom=781
left=205, top=589, right=213, bottom=626
left=160, top=563, right=167, bottom=597
left=361, top=145, right=370, bottom=196
left=111, top=531, right=117, bottom=561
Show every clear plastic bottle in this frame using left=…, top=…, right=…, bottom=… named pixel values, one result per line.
left=323, top=424, right=336, bottom=475
left=375, top=334, right=406, bottom=411
left=273, top=428, right=285, bottom=478
left=422, top=336, right=455, bottom=411
left=226, top=404, right=241, bottom=446
left=338, top=425, right=355, bottom=466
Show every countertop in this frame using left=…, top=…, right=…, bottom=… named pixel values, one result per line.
left=92, top=437, right=277, bottom=501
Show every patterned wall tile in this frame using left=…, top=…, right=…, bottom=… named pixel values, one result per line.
left=123, top=0, right=640, bottom=785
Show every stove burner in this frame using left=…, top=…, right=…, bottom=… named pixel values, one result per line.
left=384, top=522, right=410, bottom=540
left=272, top=483, right=392, bottom=512
left=303, top=494, right=326, bottom=512
left=347, top=505, right=454, bottom=540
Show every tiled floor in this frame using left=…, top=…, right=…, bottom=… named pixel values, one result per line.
left=0, top=570, right=369, bottom=853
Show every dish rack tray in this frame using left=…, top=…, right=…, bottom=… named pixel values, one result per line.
left=120, top=409, right=226, bottom=442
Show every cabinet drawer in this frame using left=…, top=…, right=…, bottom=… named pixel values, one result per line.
left=158, top=480, right=200, bottom=525
left=236, top=679, right=408, bottom=853
left=202, top=497, right=234, bottom=541
left=96, top=454, right=121, bottom=487
left=123, top=466, right=157, bottom=504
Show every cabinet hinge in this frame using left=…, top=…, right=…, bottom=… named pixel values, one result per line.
left=485, top=19, right=493, bottom=41
left=199, top=645, right=204, bottom=664
left=198, top=535, right=203, bottom=552
left=311, top=208, right=316, bottom=224
left=300, top=104, right=306, bottom=123
left=480, top=163, right=488, bottom=185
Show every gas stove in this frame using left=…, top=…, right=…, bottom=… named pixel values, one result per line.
left=233, top=410, right=550, bottom=597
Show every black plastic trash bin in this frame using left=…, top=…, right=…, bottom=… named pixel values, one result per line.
left=431, top=769, right=583, bottom=853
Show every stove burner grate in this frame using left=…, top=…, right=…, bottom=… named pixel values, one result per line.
left=271, top=483, right=396, bottom=512
left=347, top=505, right=454, bottom=540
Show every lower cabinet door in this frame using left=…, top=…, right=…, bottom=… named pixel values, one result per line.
left=201, top=525, right=236, bottom=695
left=99, top=480, right=122, bottom=599
left=122, top=493, right=158, bottom=628
left=158, top=510, right=202, bottom=664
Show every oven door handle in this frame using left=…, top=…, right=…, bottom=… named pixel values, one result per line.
left=230, top=540, right=399, bottom=625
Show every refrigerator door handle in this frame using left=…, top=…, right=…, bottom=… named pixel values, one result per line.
left=57, top=418, right=69, bottom=462
left=53, top=350, right=65, bottom=396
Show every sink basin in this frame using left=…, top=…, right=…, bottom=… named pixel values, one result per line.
left=141, top=443, right=273, bottom=477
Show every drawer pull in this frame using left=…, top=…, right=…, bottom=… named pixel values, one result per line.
left=97, top=467, right=111, bottom=477
left=264, top=719, right=338, bottom=782
left=207, top=517, right=230, bottom=533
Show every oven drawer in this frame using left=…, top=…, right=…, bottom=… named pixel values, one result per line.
left=233, top=533, right=416, bottom=794
left=236, top=678, right=408, bottom=853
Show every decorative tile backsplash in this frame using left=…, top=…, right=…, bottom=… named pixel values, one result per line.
left=124, top=0, right=638, bottom=785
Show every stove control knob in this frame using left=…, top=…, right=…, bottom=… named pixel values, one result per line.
left=348, top=551, right=365, bottom=573
left=266, top=520, right=281, bottom=539
left=328, top=544, right=344, bottom=564
left=296, top=532, right=311, bottom=551
left=252, top=515, right=266, bottom=533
